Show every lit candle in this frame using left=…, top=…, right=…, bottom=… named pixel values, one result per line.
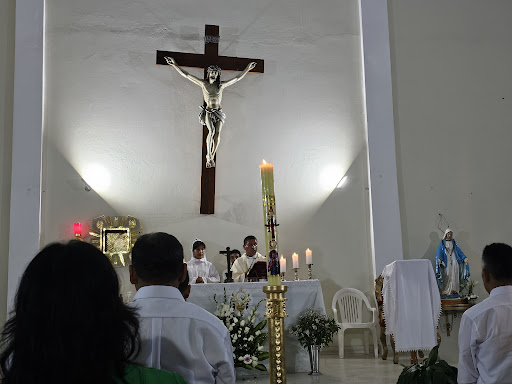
left=280, top=255, right=287, bottom=273
left=306, top=248, right=312, bottom=265
left=292, top=252, right=299, bottom=268
left=74, top=222, right=81, bottom=237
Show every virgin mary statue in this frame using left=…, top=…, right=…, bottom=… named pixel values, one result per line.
left=435, top=229, right=470, bottom=298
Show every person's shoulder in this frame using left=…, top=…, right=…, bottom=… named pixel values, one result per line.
left=183, top=301, right=229, bottom=331
left=122, top=364, right=187, bottom=384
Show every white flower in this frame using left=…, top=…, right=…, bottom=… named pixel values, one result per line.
left=252, top=356, right=258, bottom=362
left=248, top=336, right=254, bottom=342
left=233, top=318, right=238, bottom=323
left=243, top=354, right=252, bottom=364
left=244, top=327, right=250, bottom=333
left=240, top=320, right=245, bottom=327
left=238, top=356, right=244, bottom=361
left=228, top=326, right=233, bottom=332
left=258, top=345, right=264, bottom=351
left=255, top=330, right=261, bottom=336
left=252, top=360, right=258, bottom=367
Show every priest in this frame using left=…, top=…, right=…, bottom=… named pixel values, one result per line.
left=230, top=235, right=266, bottom=282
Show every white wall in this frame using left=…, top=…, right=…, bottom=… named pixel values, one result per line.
left=42, top=0, right=373, bottom=329
left=389, top=0, right=512, bottom=364
left=0, top=0, right=15, bottom=325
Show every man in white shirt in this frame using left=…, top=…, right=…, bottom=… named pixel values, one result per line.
left=458, top=242, right=512, bottom=384
left=187, top=239, right=220, bottom=284
left=129, top=232, right=235, bottom=384
left=230, top=235, right=266, bottom=282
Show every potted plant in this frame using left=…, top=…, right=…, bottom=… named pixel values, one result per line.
left=290, top=308, right=340, bottom=375
left=397, top=345, right=457, bottom=384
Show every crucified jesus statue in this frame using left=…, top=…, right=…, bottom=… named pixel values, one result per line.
left=165, top=57, right=257, bottom=168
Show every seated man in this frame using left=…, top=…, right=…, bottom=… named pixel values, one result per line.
left=458, top=243, right=512, bottom=384
left=187, top=239, right=220, bottom=284
left=230, top=235, right=266, bottom=282
left=129, top=232, right=235, bottom=384
left=222, top=248, right=241, bottom=282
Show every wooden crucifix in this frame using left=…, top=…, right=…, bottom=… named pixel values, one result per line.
left=157, top=25, right=264, bottom=214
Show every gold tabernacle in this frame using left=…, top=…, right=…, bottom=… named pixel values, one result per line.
left=263, top=285, right=288, bottom=384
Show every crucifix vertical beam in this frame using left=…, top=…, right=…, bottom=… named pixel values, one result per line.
left=157, top=25, right=264, bottom=214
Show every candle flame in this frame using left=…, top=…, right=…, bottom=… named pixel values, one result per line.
left=262, top=159, right=267, bottom=164
left=306, top=248, right=311, bottom=252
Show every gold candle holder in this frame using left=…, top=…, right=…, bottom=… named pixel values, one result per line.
left=307, top=264, right=313, bottom=280
left=263, top=285, right=288, bottom=384
left=293, top=268, right=299, bottom=281
left=280, top=272, right=286, bottom=281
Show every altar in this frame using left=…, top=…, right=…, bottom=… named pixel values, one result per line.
left=188, top=279, right=326, bottom=373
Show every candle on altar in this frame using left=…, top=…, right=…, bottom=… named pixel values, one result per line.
left=280, top=255, right=286, bottom=273
left=306, top=248, right=312, bottom=265
left=292, top=252, right=299, bottom=268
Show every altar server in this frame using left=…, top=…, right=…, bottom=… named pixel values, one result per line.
left=187, top=238, right=220, bottom=284
left=231, top=235, right=266, bottom=282
left=129, top=232, right=235, bottom=384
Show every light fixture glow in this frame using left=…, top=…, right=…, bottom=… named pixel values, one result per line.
left=82, top=164, right=111, bottom=192
left=336, top=176, right=348, bottom=188
left=319, top=164, right=343, bottom=190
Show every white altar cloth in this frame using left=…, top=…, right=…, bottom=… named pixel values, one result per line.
left=187, top=280, right=326, bottom=373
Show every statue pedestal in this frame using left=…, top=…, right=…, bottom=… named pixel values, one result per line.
left=441, top=298, right=472, bottom=336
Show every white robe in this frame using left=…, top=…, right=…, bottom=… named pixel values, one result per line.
left=187, top=257, right=220, bottom=284
left=230, top=252, right=266, bottom=282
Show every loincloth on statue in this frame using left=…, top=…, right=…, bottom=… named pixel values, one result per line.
left=198, top=106, right=226, bottom=126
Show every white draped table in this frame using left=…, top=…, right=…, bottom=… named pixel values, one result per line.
left=188, top=279, right=326, bottom=373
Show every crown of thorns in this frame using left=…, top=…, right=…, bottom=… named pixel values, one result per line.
left=206, top=65, right=222, bottom=75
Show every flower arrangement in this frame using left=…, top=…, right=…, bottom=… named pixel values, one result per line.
left=290, top=308, right=340, bottom=348
left=464, top=278, right=479, bottom=300
left=214, top=289, right=269, bottom=371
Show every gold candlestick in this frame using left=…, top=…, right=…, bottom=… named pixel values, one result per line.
left=280, top=272, right=286, bottom=281
left=264, top=285, right=288, bottom=384
left=293, top=268, right=299, bottom=281
left=307, top=264, right=313, bottom=280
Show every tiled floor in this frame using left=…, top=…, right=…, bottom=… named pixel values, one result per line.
left=236, top=352, right=404, bottom=383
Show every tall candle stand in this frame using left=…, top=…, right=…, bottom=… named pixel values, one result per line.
left=263, top=285, right=288, bottom=384
left=307, top=264, right=313, bottom=280
left=293, top=268, right=299, bottom=281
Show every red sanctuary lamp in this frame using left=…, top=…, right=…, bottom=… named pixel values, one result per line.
left=74, top=222, right=83, bottom=241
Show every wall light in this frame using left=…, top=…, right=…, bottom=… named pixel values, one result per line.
left=336, top=176, right=348, bottom=188
left=82, top=164, right=111, bottom=193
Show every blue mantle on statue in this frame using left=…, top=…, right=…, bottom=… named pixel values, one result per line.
left=188, top=279, right=326, bottom=373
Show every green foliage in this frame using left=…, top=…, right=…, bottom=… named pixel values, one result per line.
left=397, top=346, right=458, bottom=384
left=214, top=289, right=268, bottom=370
left=289, top=308, right=340, bottom=349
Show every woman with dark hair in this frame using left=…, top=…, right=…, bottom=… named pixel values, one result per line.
left=0, top=241, right=186, bottom=384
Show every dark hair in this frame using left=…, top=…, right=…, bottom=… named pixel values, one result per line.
left=192, top=239, right=206, bottom=251
left=243, top=235, right=257, bottom=245
left=0, top=241, right=139, bottom=384
left=230, top=249, right=241, bottom=257
left=482, top=243, right=512, bottom=282
left=178, top=270, right=190, bottom=293
left=132, top=232, right=184, bottom=284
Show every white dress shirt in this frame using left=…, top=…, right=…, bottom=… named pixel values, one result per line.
left=458, top=285, right=512, bottom=384
left=130, top=285, right=235, bottom=384
left=187, top=257, right=220, bottom=284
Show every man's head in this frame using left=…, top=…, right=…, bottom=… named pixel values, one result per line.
left=192, top=239, right=206, bottom=260
left=481, top=243, right=512, bottom=293
left=243, top=235, right=258, bottom=257
left=129, top=232, right=186, bottom=289
left=230, top=249, right=241, bottom=264
left=207, top=65, right=221, bottom=84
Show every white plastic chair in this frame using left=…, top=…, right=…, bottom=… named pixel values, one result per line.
left=331, top=288, right=379, bottom=358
